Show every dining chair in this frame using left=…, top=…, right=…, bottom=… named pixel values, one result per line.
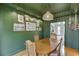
left=49, top=32, right=58, bottom=50
left=25, top=40, right=36, bottom=56
left=50, top=32, right=57, bottom=40
left=34, top=34, right=39, bottom=41
left=48, top=38, right=63, bottom=56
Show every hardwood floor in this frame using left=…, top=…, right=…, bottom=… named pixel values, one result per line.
left=65, top=47, right=79, bottom=56
left=14, top=50, right=28, bottom=56
left=14, top=47, right=79, bottom=56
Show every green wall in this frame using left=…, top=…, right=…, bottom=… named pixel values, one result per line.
left=0, top=5, right=42, bottom=56
left=65, top=17, right=79, bottom=50
left=78, top=30, right=79, bottom=50
left=0, top=16, right=2, bottom=56
left=42, top=21, right=50, bottom=38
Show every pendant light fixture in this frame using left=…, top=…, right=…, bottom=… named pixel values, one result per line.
left=42, top=11, right=54, bottom=21
left=42, top=4, right=54, bottom=21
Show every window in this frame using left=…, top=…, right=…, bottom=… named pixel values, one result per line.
left=57, top=26, right=61, bottom=35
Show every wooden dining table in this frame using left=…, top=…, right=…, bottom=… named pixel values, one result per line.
left=35, top=38, right=53, bottom=56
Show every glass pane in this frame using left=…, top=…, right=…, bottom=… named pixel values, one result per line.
left=58, top=26, right=61, bottom=35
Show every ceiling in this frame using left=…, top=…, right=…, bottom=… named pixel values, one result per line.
left=4, top=3, right=79, bottom=19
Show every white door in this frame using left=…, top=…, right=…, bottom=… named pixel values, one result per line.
left=50, top=21, right=65, bottom=56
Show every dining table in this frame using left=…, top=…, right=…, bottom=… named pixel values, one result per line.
left=35, top=38, right=53, bottom=56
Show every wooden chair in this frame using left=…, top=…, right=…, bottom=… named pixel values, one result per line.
left=48, top=38, right=63, bottom=56
left=34, top=34, right=39, bottom=41
left=25, top=40, right=36, bottom=56
left=50, top=32, right=57, bottom=40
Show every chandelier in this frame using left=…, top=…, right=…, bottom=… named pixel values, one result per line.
left=42, top=11, right=54, bottom=21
